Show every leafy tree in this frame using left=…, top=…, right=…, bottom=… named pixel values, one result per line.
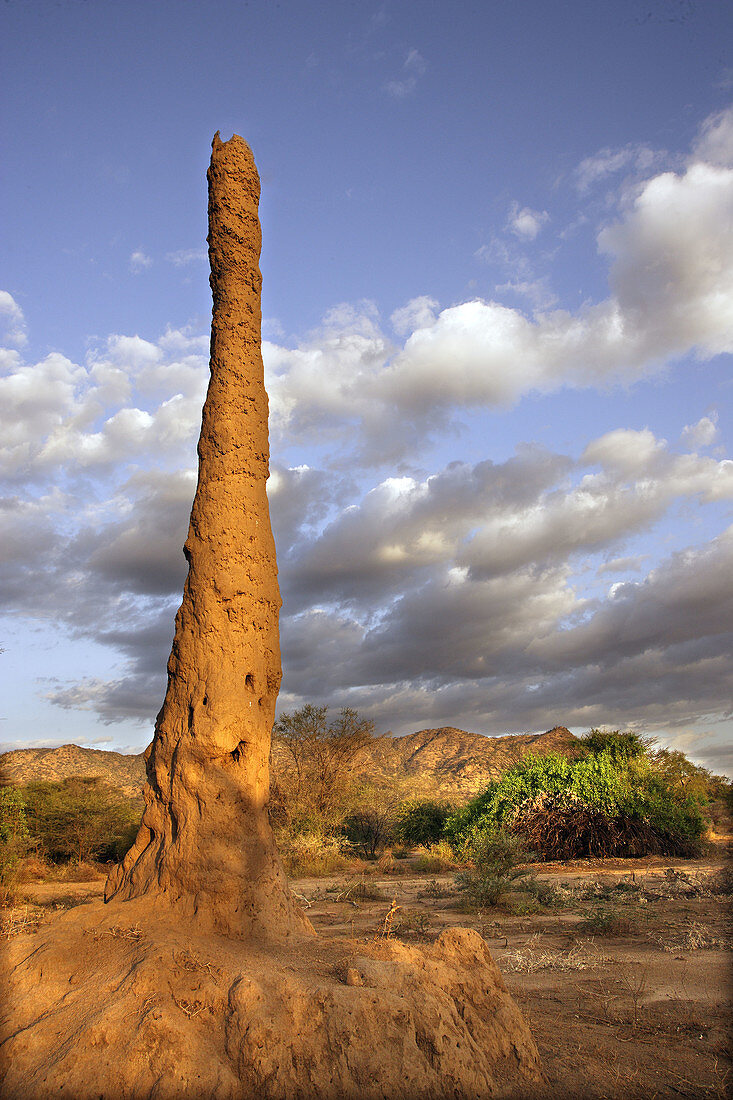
left=648, top=748, right=731, bottom=805
left=392, top=798, right=453, bottom=847
left=272, top=705, right=374, bottom=833
left=0, top=787, right=30, bottom=901
left=343, top=802, right=395, bottom=859
left=19, top=778, right=139, bottom=864
left=0, top=787, right=29, bottom=848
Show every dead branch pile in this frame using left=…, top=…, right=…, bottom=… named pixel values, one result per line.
left=508, top=802, right=697, bottom=861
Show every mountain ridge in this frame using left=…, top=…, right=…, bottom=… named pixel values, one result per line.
left=1, top=726, right=577, bottom=803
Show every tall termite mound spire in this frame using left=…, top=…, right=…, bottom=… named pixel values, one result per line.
left=105, top=132, right=310, bottom=939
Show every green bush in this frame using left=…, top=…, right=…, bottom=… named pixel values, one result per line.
left=392, top=798, right=453, bottom=847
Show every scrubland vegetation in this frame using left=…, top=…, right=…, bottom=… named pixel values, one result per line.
left=0, top=777, right=138, bottom=903
left=269, top=713, right=729, bottom=900
left=1, top=713, right=730, bottom=908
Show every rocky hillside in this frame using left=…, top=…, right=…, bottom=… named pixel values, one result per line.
left=0, top=743, right=146, bottom=799
left=359, top=726, right=577, bottom=800
left=1, top=726, right=577, bottom=804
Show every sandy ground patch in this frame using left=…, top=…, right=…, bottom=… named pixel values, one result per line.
left=5, top=853, right=731, bottom=1099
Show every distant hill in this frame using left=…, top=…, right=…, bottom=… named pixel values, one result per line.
left=358, top=726, right=577, bottom=800
left=1, top=726, right=577, bottom=804
left=0, top=744, right=146, bottom=800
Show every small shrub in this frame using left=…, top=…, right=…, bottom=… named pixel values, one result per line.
left=501, top=894, right=543, bottom=915
left=418, top=878, right=455, bottom=899
left=393, top=907, right=431, bottom=939
left=522, top=877, right=563, bottom=908
left=17, top=855, right=50, bottom=882
left=376, top=849, right=395, bottom=874
left=328, top=877, right=385, bottom=902
left=455, top=831, right=528, bottom=910
left=580, top=905, right=633, bottom=935
left=50, top=860, right=106, bottom=883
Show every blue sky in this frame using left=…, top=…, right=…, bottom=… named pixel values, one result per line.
left=1, top=0, right=732, bottom=776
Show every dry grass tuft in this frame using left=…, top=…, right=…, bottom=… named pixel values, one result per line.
left=654, top=922, right=727, bottom=952
left=0, top=906, right=43, bottom=938
left=278, top=833, right=353, bottom=877
left=579, top=905, right=635, bottom=935
left=172, top=996, right=205, bottom=1019
left=84, top=923, right=144, bottom=941
left=49, top=861, right=107, bottom=883
left=373, top=897, right=401, bottom=939
left=329, top=877, right=386, bottom=904
left=173, top=949, right=221, bottom=977
left=502, top=933, right=613, bottom=973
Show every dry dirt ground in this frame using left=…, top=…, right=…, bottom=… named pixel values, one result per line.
left=4, top=852, right=731, bottom=1100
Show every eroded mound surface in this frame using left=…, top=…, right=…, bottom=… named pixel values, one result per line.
left=1, top=902, right=543, bottom=1100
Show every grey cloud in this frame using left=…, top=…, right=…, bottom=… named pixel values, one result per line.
left=281, top=448, right=573, bottom=609
left=47, top=674, right=163, bottom=725
left=268, top=464, right=352, bottom=557
left=529, top=527, right=733, bottom=669
left=75, top=470, right=194, bottom=597
left=597, top=555, right=647, bottom=576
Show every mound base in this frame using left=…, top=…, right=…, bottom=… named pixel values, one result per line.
left=1, top=902, right=543, bottom=1099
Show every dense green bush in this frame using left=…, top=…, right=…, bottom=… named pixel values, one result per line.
left=392, top=798, right=453, bottom=847
left=19, top=778, right=140, bottom=865
left=446, top=743, right=705, bottom=859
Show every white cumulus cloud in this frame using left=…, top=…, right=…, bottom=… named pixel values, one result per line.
left=507, top=203, right=549, bottom=240
left=129, top=250, right=153, bottom=273
left=384, top=47, right=427, bottom=98
left=0, top=290, right=28, bottom=347
left=681, top=413, right=720, bottom=450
